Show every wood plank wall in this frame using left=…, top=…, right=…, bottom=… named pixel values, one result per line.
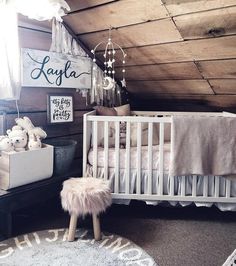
left=0, top=26, right=91, bottom=176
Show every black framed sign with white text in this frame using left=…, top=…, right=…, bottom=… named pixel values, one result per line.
left=47, top=94, right=74, bottom=124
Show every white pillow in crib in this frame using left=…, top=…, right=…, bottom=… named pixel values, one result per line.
left=114, top=104, right=130, bottom=116
left=91, top=104, right=130, bottom=148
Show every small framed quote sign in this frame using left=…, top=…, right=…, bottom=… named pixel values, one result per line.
left=47, top=94, right=73, bottom=124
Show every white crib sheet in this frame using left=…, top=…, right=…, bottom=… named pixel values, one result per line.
left=88, top=143, right=171, bottom=172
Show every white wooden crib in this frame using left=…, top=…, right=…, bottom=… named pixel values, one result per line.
left=83, top=110, right=236, bottom=210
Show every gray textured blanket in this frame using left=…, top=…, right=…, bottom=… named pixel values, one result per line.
left=169, top=116, right=236, bottom=177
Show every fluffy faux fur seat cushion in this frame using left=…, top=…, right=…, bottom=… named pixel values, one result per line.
left=60, top=177, right=112, bottom=216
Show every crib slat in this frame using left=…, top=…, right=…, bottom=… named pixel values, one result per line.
left=136, top=122, right=142, bottom=195
left=158, top=122, right=164, bottom=195
left=147, top=122, right=153, bottom=195
left=125, top=122, right=131, bottom=194
left=181, top=176, right=186, bottom=196
left=203, top=176, right=208, bottom=197
left=215, top=176, right=220, bottom=197
left=114, top=122, right=120, bottom=193
left=104, top=121, right=109, bottom=180
left=92, top=121, right=98, bottom=178
left=169, top=121, right=174, bottom=196
left=226, top=179, right=231, bottom=198
left=192, top=175, right=197, bottom=197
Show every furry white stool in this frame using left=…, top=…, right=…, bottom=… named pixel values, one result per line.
left=60, top=177, right=112, bottom=242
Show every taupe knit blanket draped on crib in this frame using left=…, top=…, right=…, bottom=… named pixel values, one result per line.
left=169, top=116, right=236, bottom=179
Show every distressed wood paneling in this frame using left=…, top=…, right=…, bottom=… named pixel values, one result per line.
left=103, top=35, right=236, bottom=66
left=163, top=0, right=236, bottom=16
left=127, top=80, right=213, bottom=95
left=174, top=6, right=236, bottom=40
left=0, top=87, right=90, bottom=113
left=19, top=27, right=51, bottom=51
left=67, top=0, right=115, bottom=12
left=209, top=79, right=236, bottom=94
left=117, top=62, right=202, bottom=80
left=64, top=0, right=168, bottom=34
left=196, top=59, right=236, bottom=79
left=79, top=19, right=182, bottom=49
left=2, top=24, right=90, bottom=174
left=5, top=111, right=85, bottom=137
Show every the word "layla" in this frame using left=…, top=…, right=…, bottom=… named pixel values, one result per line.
left=28, top=53, right=90, bottom=86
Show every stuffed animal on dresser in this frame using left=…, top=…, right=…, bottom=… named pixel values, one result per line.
left=0, top=136, right=14, bottom=154
left=15, top=116, right=47, bottom=150
left=7, top=125, right=28, bottom=152
left=15, top=116, right=47, bottom=140
left=28, top=134, right=42, bottom=150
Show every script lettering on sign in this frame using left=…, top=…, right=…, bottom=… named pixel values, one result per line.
left=22, top=48, right=92, bottom=88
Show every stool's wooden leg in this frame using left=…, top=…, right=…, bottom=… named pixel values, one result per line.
left=68, top=213, right=78, bottom=242
left=92, top=214, right=101, bottom=241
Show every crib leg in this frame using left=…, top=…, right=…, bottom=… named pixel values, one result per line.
left=68, top=213, right=78, bottom=241
left=92, top=214, right=101, bottom=241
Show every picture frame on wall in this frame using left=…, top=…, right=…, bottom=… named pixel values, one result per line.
left=47, top=93, right=74, bottom=124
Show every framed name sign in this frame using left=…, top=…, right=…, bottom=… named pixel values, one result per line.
left=21, top=48, right=92, bottom=89
left=47, top=94, right=74, bottom=124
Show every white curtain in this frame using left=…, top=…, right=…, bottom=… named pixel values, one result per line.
left=50, top=20, right=105, bottom=105
left=0, top=1, right=21, bottom=100
left=50, top=19, right=87, bottom=56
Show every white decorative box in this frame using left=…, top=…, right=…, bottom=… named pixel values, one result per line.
left=0, top=144, right=54, bottom=190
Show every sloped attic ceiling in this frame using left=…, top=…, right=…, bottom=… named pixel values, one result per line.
left=19, top=0, right=236, bottom=111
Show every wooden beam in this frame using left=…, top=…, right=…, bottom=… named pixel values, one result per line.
left=196, top=59, right=236, bottom=79
left=209, top=79, right=236, bottom=94
left=174, top=6, right=236, bottom=40
left=66, top=0, right=116, bottom=13
left=64, top=0, right=168, bottom=34
left=163, top=0, right=236, bottom=16
left=127, top=80, right=213, bottom=95
left=116, top=62, right=202, bottom=80
left=97, top=35, right=236, bottom=66
left=78, top=19, right=183, bottom=50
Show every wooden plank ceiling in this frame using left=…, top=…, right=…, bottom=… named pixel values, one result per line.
left=18, top=0, right=236, bottom=111
left=62, top=0, right=236, bottom=110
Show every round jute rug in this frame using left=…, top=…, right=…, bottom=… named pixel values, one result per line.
left=0, top=228, right=157, bottom=266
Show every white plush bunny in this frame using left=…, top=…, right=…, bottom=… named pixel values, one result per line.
left=15, top=116, right=47, bottom=140
left=28, top=134, right=42, bottom=150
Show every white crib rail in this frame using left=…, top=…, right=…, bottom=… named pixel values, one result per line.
left=83, top=111, right=236, bottom=205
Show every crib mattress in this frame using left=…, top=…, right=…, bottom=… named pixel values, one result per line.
left=88, top=143, right=171, bottom=172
